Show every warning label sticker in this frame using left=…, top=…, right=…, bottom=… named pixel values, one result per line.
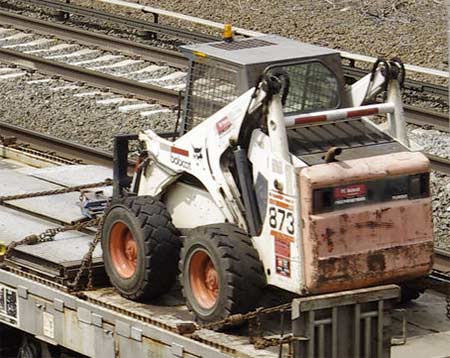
left=43, top=312, right=55, bottom=339
left=0, top=284, right=18, bottom=326
left=275, top=238, right=291, bottom=277
left=275, top=255, right=291, bottom=277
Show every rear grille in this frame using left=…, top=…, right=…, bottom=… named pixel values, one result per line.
left=313, top=173, right=430, bottom=214
left=288, top=118, right=392, bottom=157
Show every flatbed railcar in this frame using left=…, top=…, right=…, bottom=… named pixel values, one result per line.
left=0, top=144, right=400, bottom=358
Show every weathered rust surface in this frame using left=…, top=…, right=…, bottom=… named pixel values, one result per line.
left=299, top=151, right=434, bottom=293
left=300, top=151, right=429, bottom=188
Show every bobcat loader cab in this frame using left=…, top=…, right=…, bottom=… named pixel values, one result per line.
left=103, top=34, right=433, bottom=323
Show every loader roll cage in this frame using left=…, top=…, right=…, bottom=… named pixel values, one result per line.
left=265, top=60, right=341, bottom=116
left=180, top=60, right=342, bottom=134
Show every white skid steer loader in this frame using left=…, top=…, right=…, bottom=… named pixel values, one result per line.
left=101, top=34, right=433, bottom=323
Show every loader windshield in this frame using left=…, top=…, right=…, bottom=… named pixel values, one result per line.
left=270, top=61, right=340, bottom=115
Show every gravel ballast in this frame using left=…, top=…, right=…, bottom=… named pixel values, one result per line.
left=74, top=0, right=448, bottom=72
left=0, top=65, right=177, bottom=150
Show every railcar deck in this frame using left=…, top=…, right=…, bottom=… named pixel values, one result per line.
left=0, top=145, right=282, bottom=357
left=0, top=145, right=449, bottom=357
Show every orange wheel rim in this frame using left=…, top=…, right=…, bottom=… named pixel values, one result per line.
left=109, top=221, right=138, bottom=278
left=189, top=250, right=219, bottom=309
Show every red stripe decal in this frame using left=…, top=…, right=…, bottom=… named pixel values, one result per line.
left=269, top=199, right=293, bottom=210
left=295, top=115, right=327, bottom=124
left=270, top=193, right=293, bottom=203
left=171, top=146, right=189, bottom=157
left=270, top=229, right=294, bottom=243
left=216, top=117, right=232, bottom=134
left=347, top=108, right=378, bottom=118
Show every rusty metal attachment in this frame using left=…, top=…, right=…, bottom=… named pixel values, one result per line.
left=175, top=322, right=197, bottom=335
left=323, top=146, right=342, bottom=163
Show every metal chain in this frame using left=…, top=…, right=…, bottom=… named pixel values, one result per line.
left=252, top=335, right=296, bottom=350
left=200, top=302, right=292, bottom=331
left=4, top=216, right=104, bottom=291
left=69, top=213, right=106, bottom=290
left=1, top=179, right=298, bottom=345
left=5, top=218, right=99, bottom=258
left=199, top=302, right=297, bottom=351
left=1, top=180, right=111, bottom=291
left=0, top=179, right=112, bottom=203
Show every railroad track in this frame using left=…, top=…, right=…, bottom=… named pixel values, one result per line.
left=434, top=248, right=450, bottom=274
left=6, top=0, right=219, bottom=43
left=427, top=154, right=450, bottom=175
left=0, top=46, right=179, bottom=106
left=427, top=249, right=450, bottom=296
left=0, top=42, right=446, bottom=133
left=0, top=6, right=448, bottom=133
left=0, top=1, right=449, bottom=171
left=0, top=121, right=114, bottom=167
left=0, top=9, right=187, bottom=68
left=2, top=119, right=449, bottom=172
left=404, top=105, right=449, bottom=132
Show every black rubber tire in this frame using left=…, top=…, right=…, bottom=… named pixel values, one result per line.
left=180, top=223, right=266, bottom=324
left=102, top=196, right=181, bottom=301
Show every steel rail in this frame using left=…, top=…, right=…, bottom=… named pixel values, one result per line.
left=1, top=7, right=448, bottom=134
left=434, top=248, right=450, bottom=274
left=2, top=46, right=450, bottom=175
left=404, top=105, right=449, bottom=132
left=426, top=153, right=450, bottom=175
left=0, top=47, right=179, bottom=106
left=16, top=0, right=219, bottom=43
left=14, top=0, right=449, bottom=81
left=97, top=0, right=261, bottom=38
left=343, top=65, right=448, bottom=99
left=97, top=0, right=449, bottom=78
left=0, top=9, right=187, bottom=69
left=0, top=121, right=114, bottom=167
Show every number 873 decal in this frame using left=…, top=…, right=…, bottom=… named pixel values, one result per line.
left=268, top=193, right=295, bottom=237
left=268, top=192, right=295, bottom=278
left=269, top=206, right=294, bottom=235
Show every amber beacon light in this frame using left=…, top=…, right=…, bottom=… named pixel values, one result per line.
left=223, top=23, right=233, bottom=42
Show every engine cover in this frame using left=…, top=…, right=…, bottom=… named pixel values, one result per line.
left=299, top=151, right=433, bottom=293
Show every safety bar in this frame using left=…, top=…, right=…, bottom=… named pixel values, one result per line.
left=285, top=102, right=395, bottom=127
